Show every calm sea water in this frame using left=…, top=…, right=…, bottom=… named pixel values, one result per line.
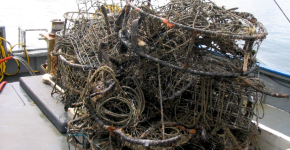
left=1, top=0, right=290, bottom=72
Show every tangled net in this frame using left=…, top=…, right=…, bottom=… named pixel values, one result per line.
left=51, top=0, right=289, bottom=149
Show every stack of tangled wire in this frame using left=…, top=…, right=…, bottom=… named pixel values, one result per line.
left=51, top=0, right=288, bottom=149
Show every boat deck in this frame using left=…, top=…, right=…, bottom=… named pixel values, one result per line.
left=0, top=73, right=69, bottom=150
left=1, top=70, right=290, bottom=149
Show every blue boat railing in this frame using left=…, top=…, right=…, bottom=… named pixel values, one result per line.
left=259, top=64, right=290, bottom=81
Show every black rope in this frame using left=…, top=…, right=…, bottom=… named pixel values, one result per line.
left=274, top=0, right=290, bottom=23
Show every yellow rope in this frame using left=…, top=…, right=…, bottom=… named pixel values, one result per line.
left=0, top=38, right=6, bottom=81
left=4, top=42, right=20, bottom=76
left=10, top=43, right=39, bottom=73
left=0, top=37, right=38, bottom=82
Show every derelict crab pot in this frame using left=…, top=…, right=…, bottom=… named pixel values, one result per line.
left=50, top=0, right=290, bottom=149
left=118, top=0, right=267, bottom=76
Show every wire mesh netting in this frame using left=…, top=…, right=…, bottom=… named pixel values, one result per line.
left=50, top=0, right=289, bottom=149
left=120, top=0, right=267, bottom=77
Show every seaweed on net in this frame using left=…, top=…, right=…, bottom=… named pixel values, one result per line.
left=51, top=0, right=290, bottom=149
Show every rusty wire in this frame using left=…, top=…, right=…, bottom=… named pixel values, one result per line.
left=121, top=0, right=267, bottom=77
left=50, top=0, right=290, bottom=149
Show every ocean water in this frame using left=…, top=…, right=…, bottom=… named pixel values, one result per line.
left=213, top=0, right=290, bottom=73
left=1, top=0, right=290, bottom=72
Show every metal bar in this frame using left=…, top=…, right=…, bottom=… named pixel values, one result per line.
left=18, top=27, right=20, bottom=48
left=274, top=0, right=290, bottom=23
left=24, top=29, right=48, bottom=32
left=24, top=31, right=26, bottom=47
left=18, top=28, right=48, bottom=49
left=63, top=19, right=67, bottom=38
left=0, top=26, right=7, bottom=53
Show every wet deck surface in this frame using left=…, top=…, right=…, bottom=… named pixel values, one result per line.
left=254, top=104, right=290, bottom=137
left=0, top=75, right=69, bottom=150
